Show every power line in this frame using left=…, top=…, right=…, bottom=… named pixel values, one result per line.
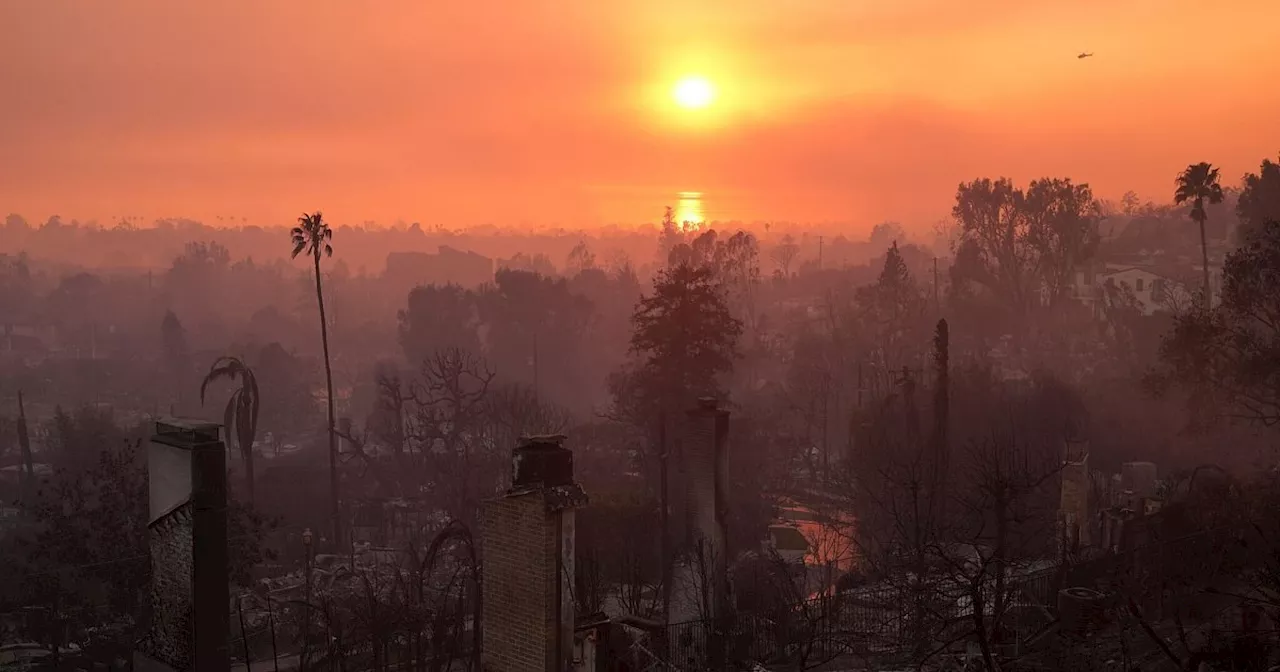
left=1, top=553, right=149, bottom=580
left=0, top=531, right=266, bottom=581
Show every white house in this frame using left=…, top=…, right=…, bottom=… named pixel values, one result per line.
left=1073, top=262, right=1219, bottom=317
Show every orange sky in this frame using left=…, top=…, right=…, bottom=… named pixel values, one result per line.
left=2, top=0, right=1279, bottom=233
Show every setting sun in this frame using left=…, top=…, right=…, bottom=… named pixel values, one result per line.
left=672, top=76, right=715, bottom=109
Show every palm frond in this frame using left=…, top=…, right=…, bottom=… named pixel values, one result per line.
left=1174, top=184, right=1194, bottom=205
left=200, top=356, right=246, bottom=405
left=245, top=366, right=260, bottom=441
left=236, top=391, right=254, bottom=459
left=293, top=212, right=335, bottom=260
left=1207, top=183, right=1225, bottom=204
left=1174, top=162, right=1225, bottom=210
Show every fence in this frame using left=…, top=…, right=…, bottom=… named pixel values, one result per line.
left=229, top=590, right=480, bottom=672
left=652, top=531, right=1226, bottom=670
left=655, top=586, right=913, bottom=670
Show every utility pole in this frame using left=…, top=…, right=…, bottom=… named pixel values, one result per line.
left=933, top=257, right=940, bottom=312
left=821, top=371, right=830, bottom=484
left=850, top=362, right=865, bottom=466
left=857, top=362, right=864, bottom=410
left=532, top=331, right=540, bottom=400
left=832, top=386, right=841, bottom=476
left=818, top=235, right=824, bottom=271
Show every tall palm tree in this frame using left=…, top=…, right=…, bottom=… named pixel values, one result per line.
left=292, top=211, right=340, bottom=545
left=200, top=356, right=260, bottom=502
left=1174, top=162, right=1225, bottom=306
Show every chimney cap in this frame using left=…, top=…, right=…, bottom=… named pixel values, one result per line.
left=512, top=436, right=575, bottom=490
left=153, top=417, right=223, bottom=448
left=519, top=434, right=568, bottom=449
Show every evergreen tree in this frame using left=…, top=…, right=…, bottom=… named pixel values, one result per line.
left=619, top=262, right=743, bottom=416
left=1238, top=155, right=1280, bottom=242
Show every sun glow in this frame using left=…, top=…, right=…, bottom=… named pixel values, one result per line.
left=672, top=76, right=716, bottom=109
left=641, top=50, right=752, bottom=131
left=675, top=191, right=705, bottom=228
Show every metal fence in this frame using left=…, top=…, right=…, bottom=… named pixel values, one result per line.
left=223, top=531, right=1227, bottom=671
left=651, top=531, right=1229, bottom=670
left=657, top=586, right=915, bottom=670
left=229, top=595, right=479, bottom=671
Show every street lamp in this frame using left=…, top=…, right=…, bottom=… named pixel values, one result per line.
left=302, top=528, right=313, bottom=672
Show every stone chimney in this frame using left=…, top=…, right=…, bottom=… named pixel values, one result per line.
left=481, top=435, right=588, bottom=672
left=135, top=419, right=229, bottom=672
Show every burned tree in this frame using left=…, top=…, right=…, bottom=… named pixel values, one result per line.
left=940, top=429, right=1063, bottom=671
left=351, top=348, right=568, bottom=521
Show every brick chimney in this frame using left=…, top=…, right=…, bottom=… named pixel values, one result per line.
left=135, top=419, right=229, bottom=672
left=481, top=435, right=588, bottom=672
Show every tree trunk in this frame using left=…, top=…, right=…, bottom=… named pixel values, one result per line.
left=17, top=390, right=33, bottom=506
left=658, top=410, right=672, bottom=629
left=993, top=506, right=1008, bottom=650
left=314, top=253, right=341, bottom=547
left=241, top=422, right=256, bottom=504
left=1198, top=214, right=1212, bottom=308
left=971, top=584, right=998, bottom=672
left=821, top=374, right=830, bottom=484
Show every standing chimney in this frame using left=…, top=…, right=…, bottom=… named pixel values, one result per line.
left=679, top=397, right=730, bottom=659
left=680, top=398, right=729, bottom=558
left=480, top=435, right=588, bottom=672
left=1121, top=462, right=1158, bottom=499
left=1060, top=451, right=1091, bottom=553
left=135, top=419, right=229, bottom=672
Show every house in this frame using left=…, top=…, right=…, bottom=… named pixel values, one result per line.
left=383, top=246, right=494, bottom=292
left=1100, top=266, right=1179, bottom=316
left=768, top=502, right=857, bottom=599
left=1072, top=262, right=1215, bottom=317
left=1, top=323, right=51, bottom=364
left=767, top=523, right=809, bottom=565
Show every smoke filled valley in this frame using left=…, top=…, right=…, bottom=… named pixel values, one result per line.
left=2, top=158, right=1280, bottom=671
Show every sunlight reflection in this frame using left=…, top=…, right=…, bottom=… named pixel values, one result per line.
left=676, top=191, right=705, bottom=230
